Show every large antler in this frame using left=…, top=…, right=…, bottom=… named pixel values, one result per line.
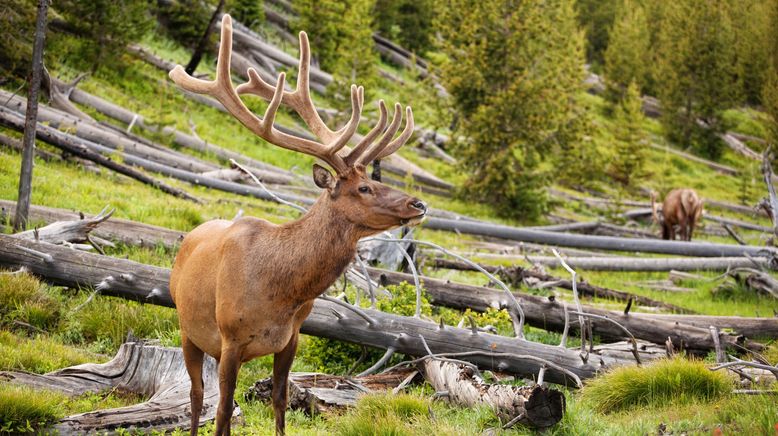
left=169, top=14, right=413, bottom=175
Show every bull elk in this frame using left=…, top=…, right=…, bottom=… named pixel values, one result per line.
left=651, top=188, right=704, bottom=241
left=168, top=15, right=426, bottom=435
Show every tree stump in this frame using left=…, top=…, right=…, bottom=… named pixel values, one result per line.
left=0, top=341, right=239, bottom=434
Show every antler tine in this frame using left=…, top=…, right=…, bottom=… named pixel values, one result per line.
left=260, top=73, right=286, bottom=135
left=357, top=103, right=404, bottom=166
left=344, top=100, right=388, bottom=167
left=375, top=107, right=414, bottom=160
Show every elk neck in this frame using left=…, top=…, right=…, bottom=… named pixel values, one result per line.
left=271, top=193, right=365, bottom=303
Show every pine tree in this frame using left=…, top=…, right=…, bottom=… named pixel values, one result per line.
left=373, top=0, right=434, bottom=54
left=609, top=81, right=648, bottom=188
left=330, top=0, right=378, bottom=94
left=435, top=0, right=587, bottom=220
left=653, top=0, right=738, bottom=159
left=603, top=0, right=650, bottom=102
left=0, top=1, right=36, bottom=78
left=292, top=0, right=345, bottom=71
left=55, top=0, right=153, bottom=73
left=727, top=0, right=772, bottom=105
left=763, top=0, right=778, bottom=143
left=576, top=0, right=619, bottom=69
left=229, top=0, right=264, bottom=31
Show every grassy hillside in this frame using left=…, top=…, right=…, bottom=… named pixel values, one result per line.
left=1, top=21, right=777, bottom=436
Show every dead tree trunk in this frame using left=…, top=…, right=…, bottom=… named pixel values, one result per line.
left=15, top=0, right=49, bottom=231
left=420, top=359, right=564, bottom=429
left=13, top=207, right=113, bottom=245
left=1, top=341, right=238, bottom=433
left=0, top=234, right=638, bottom=385
left=368, top=268, right=764, bottom=353
left=423, top=217, right=777, bottom=258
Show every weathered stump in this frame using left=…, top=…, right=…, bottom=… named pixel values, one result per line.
left=0, top=341, right=239, bottom=434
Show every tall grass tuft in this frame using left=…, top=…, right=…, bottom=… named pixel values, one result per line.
left=581, top=357, right=731, bottom=413
left=336, top=393, right=432, bottom=436
left=0, top=384, right=66, bottom=433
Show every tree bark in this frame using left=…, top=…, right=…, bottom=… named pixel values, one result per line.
left=15, top=0, right=49, bottom=231
left=13, top=207, right=112, bottom=245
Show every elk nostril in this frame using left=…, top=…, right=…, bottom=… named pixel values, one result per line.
left=411, top=200, right=427, bottom=212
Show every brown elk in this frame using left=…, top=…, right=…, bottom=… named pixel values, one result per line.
left=651, top=188, right=704, bottom=241
left=168, top=15, right=426, bottom=436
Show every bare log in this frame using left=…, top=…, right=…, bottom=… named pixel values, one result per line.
left=648, top=143, right=739, bottom=175
left=0, top=199, right=184, bottom=249
left=516, top=255, right=771, bottom=272
left=64, top=84, right=297, bottom=182
left=1, top=91, right=216, bottom=173
left=422, top=217, right=777, bottom=258
left=367, top=267, right=764, bottom=353
left=1, top=341, right=238, bottom=433
left=427, top=259, right=687, bottom=312
left=420, top=359, right=564, bottom=429
left=244, top=369, right=418, bottom=414
left=13, top=207, right=113, bottom=245
left=0, top=131, right=60, bottom=161
left=628, top=314, right=778, bottom=339
left=0, top=107, right=200, bottom=202
left=0, top=235, right=638, bottom=385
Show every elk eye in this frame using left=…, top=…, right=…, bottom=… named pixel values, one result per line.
left=358, top=186, right=371, bottom=194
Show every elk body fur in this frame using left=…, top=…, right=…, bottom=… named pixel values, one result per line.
left=651, top=188, right=704, bottom=241
left=168, top=15, right=426, bottom=435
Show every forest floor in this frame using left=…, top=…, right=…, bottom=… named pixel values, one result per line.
left=1, top=26, right=777, bottom=435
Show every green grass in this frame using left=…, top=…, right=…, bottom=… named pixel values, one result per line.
left=580, top=357, right=732, bottom=413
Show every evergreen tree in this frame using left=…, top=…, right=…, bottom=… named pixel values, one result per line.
left=763, top=0, right=778, bottom=143
left=0, top=0, right=36, bottom=78
left=373, top=0, right=434, bottom=54
left=653, top=0, right=738, bottom=159
left=330, top=0, right=378, bottom=95
left=727, top=0, right=771, bottom=105
left=435, top=0, right=587, bottom=220
left=603, top=0, right=649, bottom=102
left=556, top=105, right=602, bottom=189
left=229, top=0, right=264, bottom=31
left=55, top=0, right=153, bottom=73
left=576, top=0, right=618, bottom=69
left=609, top=81, right=648, bottom=188
left=155, top=0, right=213, bottom=50
left=292, top=0, right=345, bottom=71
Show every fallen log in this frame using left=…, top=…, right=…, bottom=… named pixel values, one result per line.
left=420, top=359, right=564, bottom=429
left=65, top=84, right=297, bottom=184
left=0, top=131, right=61, bottom=161
left=516, top=255, right=771, bottom=272
left=366, top=267, right=765, bottom=353
left=648, top=143, right=739, bottom=176
left=0, top=234, right=637, bottom=385
left=244, top=369, right=419, bottom=414
left=0, top=107, right=200, bottom=202
left=426, top=259, right=687, bottom=312
left=13, top=207, right=113, bottom=245
left=0, top=200, right=184, bottom=249
left=422, top=217, right=777, bottom=258
left=629, top=314, right=778, bottom=338
left=1, top=341, right=238, bottom=433
left=1, top=91, right=217, bottom=173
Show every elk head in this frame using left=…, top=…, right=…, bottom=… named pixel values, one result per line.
left=169, top=15, right=425, bottom=233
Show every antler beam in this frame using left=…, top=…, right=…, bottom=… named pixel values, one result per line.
left=169, top=14, right=414, bottom=175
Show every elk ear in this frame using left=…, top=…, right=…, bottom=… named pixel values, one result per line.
left=313, top=164, right=336, bottom=190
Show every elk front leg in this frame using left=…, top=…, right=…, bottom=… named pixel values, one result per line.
left=182, top=335, right=205, bottom=436
left=215, top=345, right=242, bottom=436
left=272, top=332, right=299, bottom=436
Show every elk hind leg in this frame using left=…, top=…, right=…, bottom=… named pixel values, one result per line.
left=182, top=335, right=205, bottom=436
left=214, top=344, right=242, bottom=436
left=272, top=332, right=300, bottom=436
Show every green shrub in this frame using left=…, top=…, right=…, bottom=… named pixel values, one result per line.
left=336, top=393, right=431, bottom=436
left=0, top=272, right=60, bottom=331
left=581, top=357, right=731, bottom=413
